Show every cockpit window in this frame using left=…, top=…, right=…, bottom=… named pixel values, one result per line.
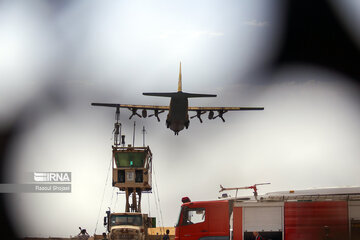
left=181, top=208, right=205, bottom=225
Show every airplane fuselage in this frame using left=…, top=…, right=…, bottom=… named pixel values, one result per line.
left=166, top=92, right=189, bottom=134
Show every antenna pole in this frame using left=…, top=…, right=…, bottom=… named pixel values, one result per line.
left=133, top=121, right=136, bottom=147
left=142, top=126, right=146, bottom=147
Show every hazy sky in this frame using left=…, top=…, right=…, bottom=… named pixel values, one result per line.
left=0, top=0, right=360, bottom=238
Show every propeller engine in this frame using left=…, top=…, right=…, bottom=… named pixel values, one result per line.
left=191, top=110, right=206, bottom=123
left=214, top=110, right=228, bottom=122
left=129, top=108, right=142, bottom=119
left=208, top=110, right=214, bottom=120
left=149, top=109, right=165, bottom=122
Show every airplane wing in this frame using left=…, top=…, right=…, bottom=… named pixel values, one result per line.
left=187, top=106, right=264, bottom=122
left=188, top=107, right=264, bottom=111
left=91, top=103, right=169, bottom=121
left=91, top=103, right=169, bottom=110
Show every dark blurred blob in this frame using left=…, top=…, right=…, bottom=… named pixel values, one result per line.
left=1, top=0, right=360, bottom=239
left=0, top=127, right=19, bottom=239
left=0, top=0, right=74, bottom=238
left=0, top=82, right=68, bottom=239
left=272, top=0, right=360, bottom=83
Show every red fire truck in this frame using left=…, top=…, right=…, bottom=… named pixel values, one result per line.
left=175, top=187, right=360, bottom=240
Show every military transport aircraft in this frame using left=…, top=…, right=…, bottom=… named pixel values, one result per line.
left=92, top=63, right=264, bottom=135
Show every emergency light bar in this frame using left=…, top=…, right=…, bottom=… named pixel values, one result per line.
left=182, top=197, right=191, bottom=203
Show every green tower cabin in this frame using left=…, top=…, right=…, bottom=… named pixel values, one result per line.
left=112, top=145, right=152, bottom=213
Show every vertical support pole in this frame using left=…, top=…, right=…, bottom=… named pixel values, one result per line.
left=132, top=188, right=137, bottom=212
left=137, top=190, right=142, bottom=213
left=115, top=106, right=120, bottom=121
left=114, top=106, right=121, bottom=146
left=112, top=149, right=114, bottom=187
left=125, top=189, right=130, bottom=212
left=114, top=123, right=121, bottom=146
left=133, top=121, right=136, bottom=147
left=142, top=126, right=146, bottom=147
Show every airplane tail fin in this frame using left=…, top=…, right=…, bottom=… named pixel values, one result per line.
left=176, top=62, right=217, bottom=98
left=178, top=62, right=182, bottom=92
left=143, top=62, right=217, bottom=98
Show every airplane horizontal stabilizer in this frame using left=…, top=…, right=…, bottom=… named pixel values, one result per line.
left=143, top=92, right=178, bottom=97
left=183, top=92, right=217, bottom=98
left=91, top=103, right=120, bottom=107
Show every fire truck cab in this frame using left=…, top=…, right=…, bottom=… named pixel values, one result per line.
left=176, top=200, right=230, bottom=240
left=175, top=187, right=360, bottom=240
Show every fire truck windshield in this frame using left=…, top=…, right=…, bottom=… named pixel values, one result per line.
left=110, top=215, right=143, bottom=226
left=181, top=208, right=206, bottom=225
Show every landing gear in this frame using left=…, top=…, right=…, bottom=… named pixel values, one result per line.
left=185, top=121, right=189, bottom=129
left=166, top=120, right=170, bottom=128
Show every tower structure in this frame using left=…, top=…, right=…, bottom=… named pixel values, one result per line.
left=112, top=145, right=152, bottom=212
left=111, top=106, right=153, bottom=212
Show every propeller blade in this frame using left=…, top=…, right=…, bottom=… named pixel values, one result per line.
left=190, top=115, right=203, bottom=122
left=149, top=110, right=164, bottom=121
left=191, top=110, right=206, bottom=122
left=129, top=108, right=142, bottom=119
left=213, top=110, right=227, bottom=122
